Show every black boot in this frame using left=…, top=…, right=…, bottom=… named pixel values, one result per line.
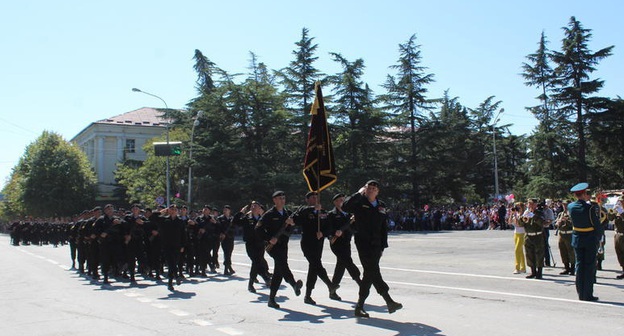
left=167, top=279, right=174, bottom=291
left=569, top=264, right=575, bottom=276
left=382, top=292, right=403, bottom=314
left=526, top=267, right=537, bottom=279
left=268, top=297, right=280, bottom=309
left=597, top=260, right=603, bottom=271
left=354, top=303, right=369, bottom=318
left=559, top=264, right=570, bottom=275
left=291, top=280, right=303, bottom=296
left=616, top=268, right=624, bottom=279
left=535, top=267, right=543, bottom=279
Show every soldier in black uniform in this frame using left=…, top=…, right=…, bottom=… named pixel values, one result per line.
left=342, top=180, right=402, bottom=318
left=293, top=191, right=339, bottom=305
left=94, top=204, right=125, bottom=284
left=196, top=205, right=218, bottom=275
left=233, top=201, right=271, bottom=293
left=145, top=207, right=163, bottom=279
left=124, top=204, right=149, bottom=283
left=218, top=205, right=236, bottom=275
left=85, top=207, right=102, bottom=279
left=157, top=205, right=187, bottom=291
left=183, top=209, right=200, bottom=277
left=327, top=193, right=362, bottom=301
left=255, top=191, right=303, bottom=309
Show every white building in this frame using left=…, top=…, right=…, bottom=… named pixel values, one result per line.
left=71, top=107, right=167, bottom=201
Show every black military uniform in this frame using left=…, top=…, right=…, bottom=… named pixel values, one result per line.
left=233, top=202, right=271, bottom=292
left=255, top=191, right=303, bottom=308
left=218, top=206, right=236, bottom=275
left=293, top=191, right=338, bottom=305
left=196, top=206, right=218, bottom=275
left=124, top=205, right=149, bottom=282
left=342, top=180, right=402, bottom=318
left=158, top=205, right=187, bottom=291
left=327, top=193, right=362, bottom=301
left=94, top=204, right=125, bottom=284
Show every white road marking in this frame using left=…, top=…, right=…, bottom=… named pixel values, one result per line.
left=217, top=327, right=244, bottom=335
left=137, top=297, right=152, bottom=303
left=124, top=292, right=142, bottom=298
left=387, top=280, right=623, bottom=308
left=169, top=309, right=190, bottom=317
left=192, top=319, right=213, bottom=326
left=46, top=259, right=59, bottom=264
left=152, top=303, right=169, bottom=309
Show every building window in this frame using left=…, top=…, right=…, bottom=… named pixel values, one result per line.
left=125, top=139, right=136, bottom=153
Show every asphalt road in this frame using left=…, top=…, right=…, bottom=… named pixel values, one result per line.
left=1, top=230, right=623, bottom=336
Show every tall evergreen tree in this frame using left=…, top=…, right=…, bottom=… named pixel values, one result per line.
left=381, top=34, right=435, bottom=206
left=327, top=53, right=386, bottom=190
left=277, top=28, right=324, bottom=147
left=550, top=16, right=614, bottom=181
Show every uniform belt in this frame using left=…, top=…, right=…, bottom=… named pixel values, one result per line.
left=559, top=230, right=573, bottom=234
left=573, top=227, right=594, bottom=232
left=526, top=232, right=543, bottom=236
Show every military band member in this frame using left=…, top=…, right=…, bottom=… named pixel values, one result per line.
left=293, top=191, right=339, bottom=305
left=327, top=193, right=362, bottom=301
left=342, top=180, right=402, bottom=318
left=555, top=201, right=575, bottom=275
left=523, top=198, right=545, bottom=279
left=609, top=197, right=624, bottom=279
left=255, top=191, right=303, bottom=309
left=568, top=183, right=602, bottom=301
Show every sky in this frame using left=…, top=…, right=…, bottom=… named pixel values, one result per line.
left=1, top=0, right=622, bottom=189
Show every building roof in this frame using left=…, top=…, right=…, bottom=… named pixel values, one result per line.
left=71, top=107, right=168, bottom=142
left=95, top=107, right=168, bottom=127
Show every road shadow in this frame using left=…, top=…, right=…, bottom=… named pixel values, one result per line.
left=158, top=290, right=197, bottom=300
left=356, top=316, right=445, bottom=336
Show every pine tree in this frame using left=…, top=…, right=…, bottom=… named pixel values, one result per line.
left=381, top=34, right=435, bottom=206
left=550, top=16, right=614, bottom=181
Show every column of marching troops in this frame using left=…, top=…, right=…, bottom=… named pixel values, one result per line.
left=7, top=180, right=403, bottom=318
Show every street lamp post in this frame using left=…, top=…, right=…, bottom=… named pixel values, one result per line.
left=188, top=110, right=203, bottom=210
left=492, top=110, right=504, bottom=201
left=132, top=88, right=171, bottom=207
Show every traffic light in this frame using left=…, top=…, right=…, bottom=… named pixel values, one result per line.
left=153, top=141, right=183, bottom=156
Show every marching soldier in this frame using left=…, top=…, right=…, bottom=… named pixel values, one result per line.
left=255, top=191, right=303, bottom=309
left=555, top=201, right=575, bottom=275
left=233, top=201, right=271, bottom=293
left=522, top=198, right=545, bottom=279
left=158, top=205, right=186, bottom=291
left=218, top=205, right=236, bottom=276
left=568, top=183, right=602, bottom=301
left=196, top=205, right=218, bottom=275
left=293, top=191, right=339, bottom=305
left=94, top=204, right=125, bottom=284
left=327, top=193, right=362, bottom=301
left=124, top=204, right=149, bottom=283
left=342, top=180, right=402, bottom=318
left=609, top=197, right=624, bottom=279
